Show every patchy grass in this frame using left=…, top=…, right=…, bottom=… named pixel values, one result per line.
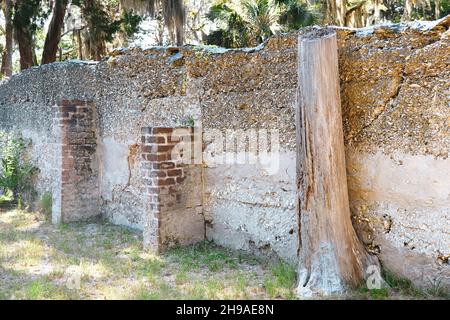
left=264, top=263, right=297, bottom=299
left=1, top=208, right=447, bottom=300
left=0, top=208, right=294, bottom=300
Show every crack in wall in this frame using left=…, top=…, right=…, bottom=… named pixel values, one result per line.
left=349, top=66, right=407, bottom=143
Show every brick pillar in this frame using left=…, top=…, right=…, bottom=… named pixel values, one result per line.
left=141, top=127, right=204, bottom=253
left=52, top=100, right=100, bottom=223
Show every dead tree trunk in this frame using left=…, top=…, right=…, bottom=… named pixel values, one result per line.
left=296, top=29, right=379, bottom=297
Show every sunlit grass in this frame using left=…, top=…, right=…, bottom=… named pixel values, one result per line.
left=0, top=208, right=293, bottom=300
left=2, top=208, right=443, bottom=300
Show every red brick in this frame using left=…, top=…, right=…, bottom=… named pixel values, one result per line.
left=60, top=105, right=77, bottom=113
left=141, top=145, right=174, bottom=153
left=153, top=162, right=175, bottom=170
left=167, top=169, right=182, bottom=177
left=153, top=178, right=175, bottom=186
left=176, top=176, right=185, bottom=183
left=145, top=154, right=168, bottom=162
left=151, top=128, right=173, bottom=134
left=145, top=136, right=166, bottom=144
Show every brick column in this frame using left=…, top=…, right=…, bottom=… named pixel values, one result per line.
left=141, top=127, right=204, bottom=253
left=52, top=100, right=99, bottom=223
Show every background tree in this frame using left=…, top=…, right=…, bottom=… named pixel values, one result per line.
left=277, top=0, right=318, bottom=30
left=120, top=0, right=186, bottom=45
left=42, top=0, right=69, bottom=64
left=1, top=0, right=449, bottom=74
left=205, top=1, right=249, bottom=47
left=12, top=0, right=48, bottom=70
left=241, top=0, right=280, bottom=44
left=1, top=0, right=13, bottom=76
left=206, top=0, right=317, bottom=48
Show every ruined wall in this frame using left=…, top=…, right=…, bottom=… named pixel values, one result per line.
left=0, top=62, right=98, bottom=204
left=140, top=127, right=204, bottom=252
left=188, top=38, right=299, bottom=262
left=94, top=47, right=200, bottom=230
left=338, top=22, right=450, bottom=288
left=0, top=19, right=448, bottom=289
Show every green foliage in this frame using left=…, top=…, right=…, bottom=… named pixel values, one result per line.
left=242, top=0, right=281, bottom=44
left=40, top=192, right=52, bottom=217
left=167, top=241, right=238, bottom=272
left=75, top=0, right=122, bottom=42
left=0, top=132, right=38, bottom=207
left=0, top=189, right=13, bottom=205
left=176, top=116, right=195, bottom=127
left=263, top=261, right=297, bottom=299
left=440, top=0, right=450, bottom=17
left=356, top=268, right=449, bottom=299
left=12, top=0, right=49, bottom=32
left=205, top=0, right=316, bottom=48
left=270, top=262, right=297, bottom=288
left=205, top=1, right=250, bottom=47
left=121, top=9, right=143, bottom=37
left=276, top=0, right=318, bottom=30
left=382, top=268, right=448, bottom=298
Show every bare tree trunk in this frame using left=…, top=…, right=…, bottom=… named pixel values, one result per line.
left=75, top=30, right=83, bottom=60
left=326, top=0, right=348, bottom=26
left=1, top=0, right=13, bottom=76
left=15, top=27, right=34, bottom=70
left=81, top=29, right=91, bottom=60
left=434, top=0, right=441, bottom=19
left=155, top=14, right=165, bottom=46
left=13, top=0, right=35, bottom=70
left=402, top=0, right=413, bottom=21
left=82, top=0, right=106, bottom=60
left=336, top=0, right=348, bottom=26
left=42, top=0, right=69, bottom=65
left=373, top=0, right=382, bottom=24
left=296, top=30, right=379, bottom=297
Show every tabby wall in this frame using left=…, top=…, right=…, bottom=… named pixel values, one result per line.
left=0, top=19, right=448, bottom=289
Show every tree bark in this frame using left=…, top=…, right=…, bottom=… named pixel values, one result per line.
left=75, top=30, right=83, bottom=60
left=434, top=0, right=441, bottom=19
left=296, top=30, right=379, bottom=297
left=13, top=0, right=35, bottom=70
left=15, top=27, right=34, bottom=70
left=82, top=0, right=106, bottom=60
left=325, top=0, right=348, bottom=26
left=402, top=0, right=413, bottom=21
left=42, top=0, right=69, bottom=65
left=1, top=0, right=13, bottom=76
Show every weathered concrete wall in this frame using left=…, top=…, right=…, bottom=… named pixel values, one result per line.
left=338, top=21, right=450, bottom=289
left=0, top=62, right=98, bottom=204
left=189, top=37, right=299, bottom=262
left=94, top=48, right=200, bottom=230
left=0, top=19, right=448, bottom=289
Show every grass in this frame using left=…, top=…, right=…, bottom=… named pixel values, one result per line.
left=39, top=192, right=52, bottom=218
left=353, top=269, right=450, bottom=300
left=0, top=208, right=447, bottom=300
left=0, top=208, right=295, bottom=300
